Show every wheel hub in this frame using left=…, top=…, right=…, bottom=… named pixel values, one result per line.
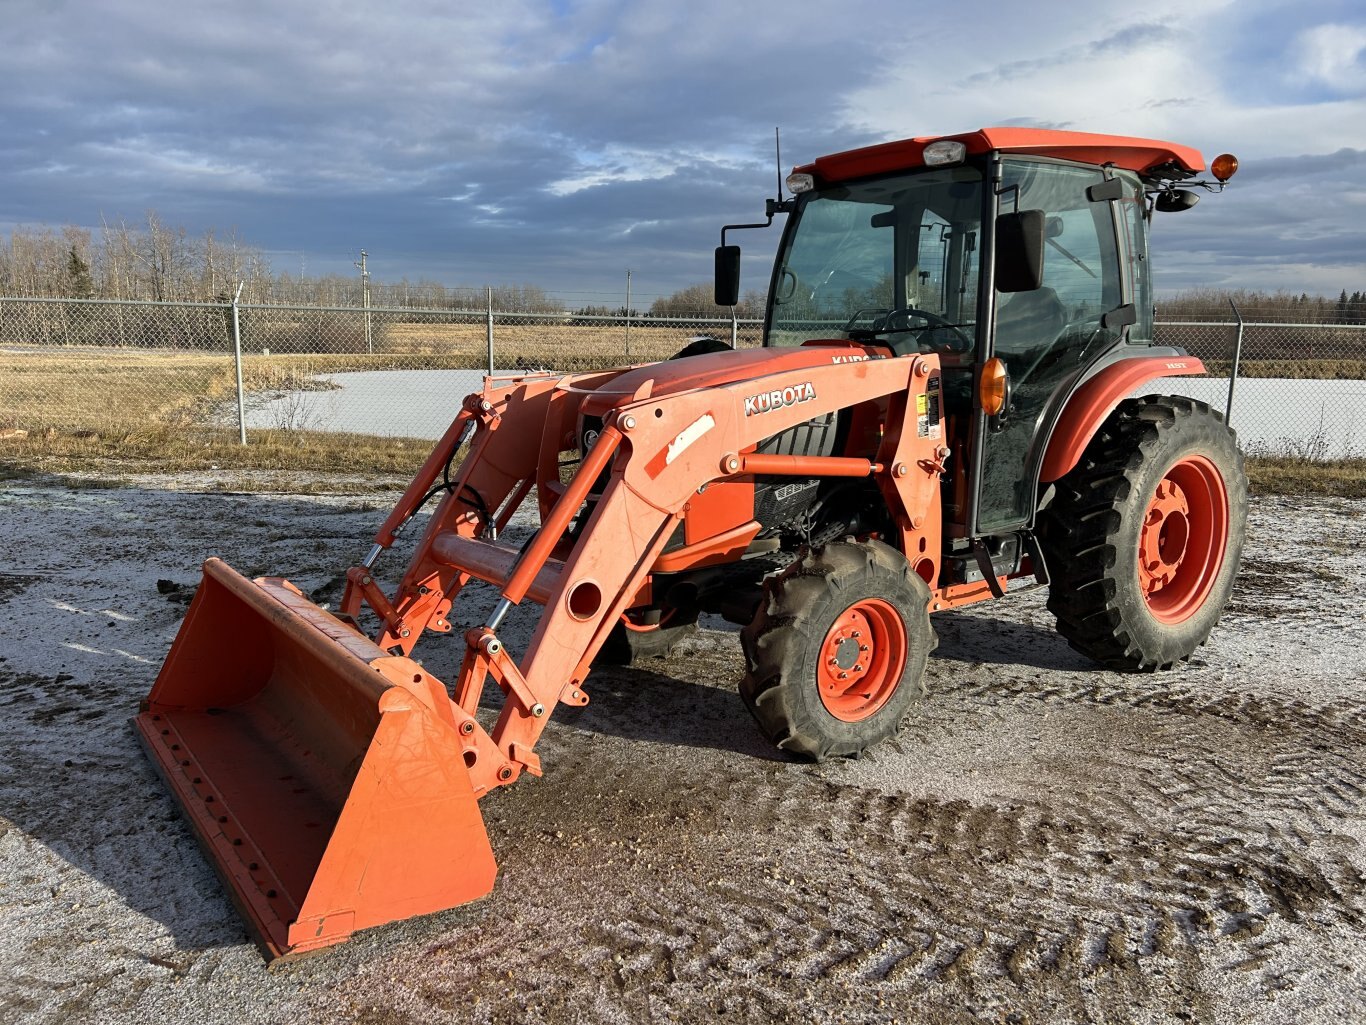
left=817, top=600, right=908, bottom=722
left=1137, top=456, right=1230, bottom=625
left=1139, top=478, right=1191, bottom=593
left=833, top=636, right=861, bottom=671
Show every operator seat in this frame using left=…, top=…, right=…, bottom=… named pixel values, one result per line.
left=994, top=286, right=1066, bottom=365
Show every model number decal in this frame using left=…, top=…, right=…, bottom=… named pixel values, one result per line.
left=744, top=382, right=816, bottom=416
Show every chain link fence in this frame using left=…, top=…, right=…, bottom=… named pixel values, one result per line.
left=1, top=296, right=1361, bottom=458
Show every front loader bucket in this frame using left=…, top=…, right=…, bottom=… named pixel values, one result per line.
left=134, top=558, right=496, bottom=961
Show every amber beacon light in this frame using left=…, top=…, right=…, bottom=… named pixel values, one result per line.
left=1211, top=153, right=1239, bottom=182
left=979, top=357, right=1009, bottom=415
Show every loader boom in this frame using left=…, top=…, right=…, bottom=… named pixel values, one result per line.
left=343, top=349, right=947, bottom=793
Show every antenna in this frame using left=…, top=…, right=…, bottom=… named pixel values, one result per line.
left=775, top=127, right=783, bottom=201
left=722, top=128, right=792, bottom=245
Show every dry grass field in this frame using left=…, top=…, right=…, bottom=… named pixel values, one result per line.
left=0, top=319, right=750, bottom=431
left=1, top=338, right=1364, bottom=496
left=380, top=319, right=756, bottom=363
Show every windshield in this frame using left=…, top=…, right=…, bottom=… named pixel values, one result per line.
left=766, top=165, right=984, bottom=351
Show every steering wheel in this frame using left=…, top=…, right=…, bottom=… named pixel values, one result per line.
left=878, top=307, right=974, bottom=353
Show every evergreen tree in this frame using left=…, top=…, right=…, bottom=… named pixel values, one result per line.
left=66, top=246, right=94, bottom=299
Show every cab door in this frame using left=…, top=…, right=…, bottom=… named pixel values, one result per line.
left=972, top=159, right=1130, bottom=535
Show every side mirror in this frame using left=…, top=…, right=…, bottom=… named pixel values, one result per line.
left=1155, top=189, right=1200, bottom=213
left=714, top=245, right=741, bottom=307
left=995, top=209, right=1046, bottom=294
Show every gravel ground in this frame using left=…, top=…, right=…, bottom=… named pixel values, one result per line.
left=1, top=476, right=1364, bottom=1024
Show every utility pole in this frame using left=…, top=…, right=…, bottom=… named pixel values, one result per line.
left=354, top=249, right=373, bottom=355
left=625, top=268, right=632, bottom=358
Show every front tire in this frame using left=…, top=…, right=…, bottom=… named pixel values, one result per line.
left=1039, top=395, right=1248, bottom=671
left=739, top=541, right=936, bottom=760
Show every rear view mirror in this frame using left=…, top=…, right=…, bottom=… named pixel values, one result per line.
left=715, top=246, right=741, bottom=307
left=995, top=209, right=1045, bottom=293
left=1155, top=189, right=1200, bottom=213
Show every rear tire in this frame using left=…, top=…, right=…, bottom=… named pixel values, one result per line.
left=1038, top=395, right=1247, bottom=671
left=596, top=607, right=699, bottom=666
left=739, top=541, right=936, bottom=760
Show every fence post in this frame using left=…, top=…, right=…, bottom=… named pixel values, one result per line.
left=231, top=282, right=248, bottom=445
left=730, top=306, right=738, bottom=348
left=486, top=286, right=494, bottom=375
left=1225, top=299, right=1244, bottom=428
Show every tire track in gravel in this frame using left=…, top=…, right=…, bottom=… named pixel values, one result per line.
left=359, top=615, right=1366, bottom=1023
left=369, top=723, right=1365, bottom=1025
left=929, top=677, right=1366, bottom=832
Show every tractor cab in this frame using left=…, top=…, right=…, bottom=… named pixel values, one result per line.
left=719, top=128, right=1235, bottom=552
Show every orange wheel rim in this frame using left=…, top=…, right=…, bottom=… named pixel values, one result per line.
left=817, top=599, right=907, bottom=722
left=1138, top=455, right=1229, bottom=624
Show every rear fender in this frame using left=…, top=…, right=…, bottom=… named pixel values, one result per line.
left=1039, top=356, right=1205, bottom=483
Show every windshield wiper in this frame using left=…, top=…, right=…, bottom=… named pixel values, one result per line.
left=1046, top=237, right=1097, bottom=279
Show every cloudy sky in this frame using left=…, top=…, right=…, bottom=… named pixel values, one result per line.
left=3, top=0, right=1364, bottom=304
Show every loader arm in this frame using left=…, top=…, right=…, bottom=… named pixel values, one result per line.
left=346, top=352, right=948, bottom=791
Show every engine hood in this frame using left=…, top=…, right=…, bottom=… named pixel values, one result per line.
left=577, top=342, right=882, bottom=418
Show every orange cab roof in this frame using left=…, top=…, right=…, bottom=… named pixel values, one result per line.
left=797, top=128, right=1206, bottom=184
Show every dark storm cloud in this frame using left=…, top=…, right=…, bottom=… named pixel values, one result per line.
left=0, top=0, right=888, bottom=295
left=1, top=0, right=1363, bottom=298
left=1236, top=148, right=1366, bottom=182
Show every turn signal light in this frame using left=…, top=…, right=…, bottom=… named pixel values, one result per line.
left=979, top=357, right=1009, bottom=416
left=1211, top=153, right=1239, bottom=182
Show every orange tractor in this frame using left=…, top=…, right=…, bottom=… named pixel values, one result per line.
left=137, top=128, right=1246, bottom=959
